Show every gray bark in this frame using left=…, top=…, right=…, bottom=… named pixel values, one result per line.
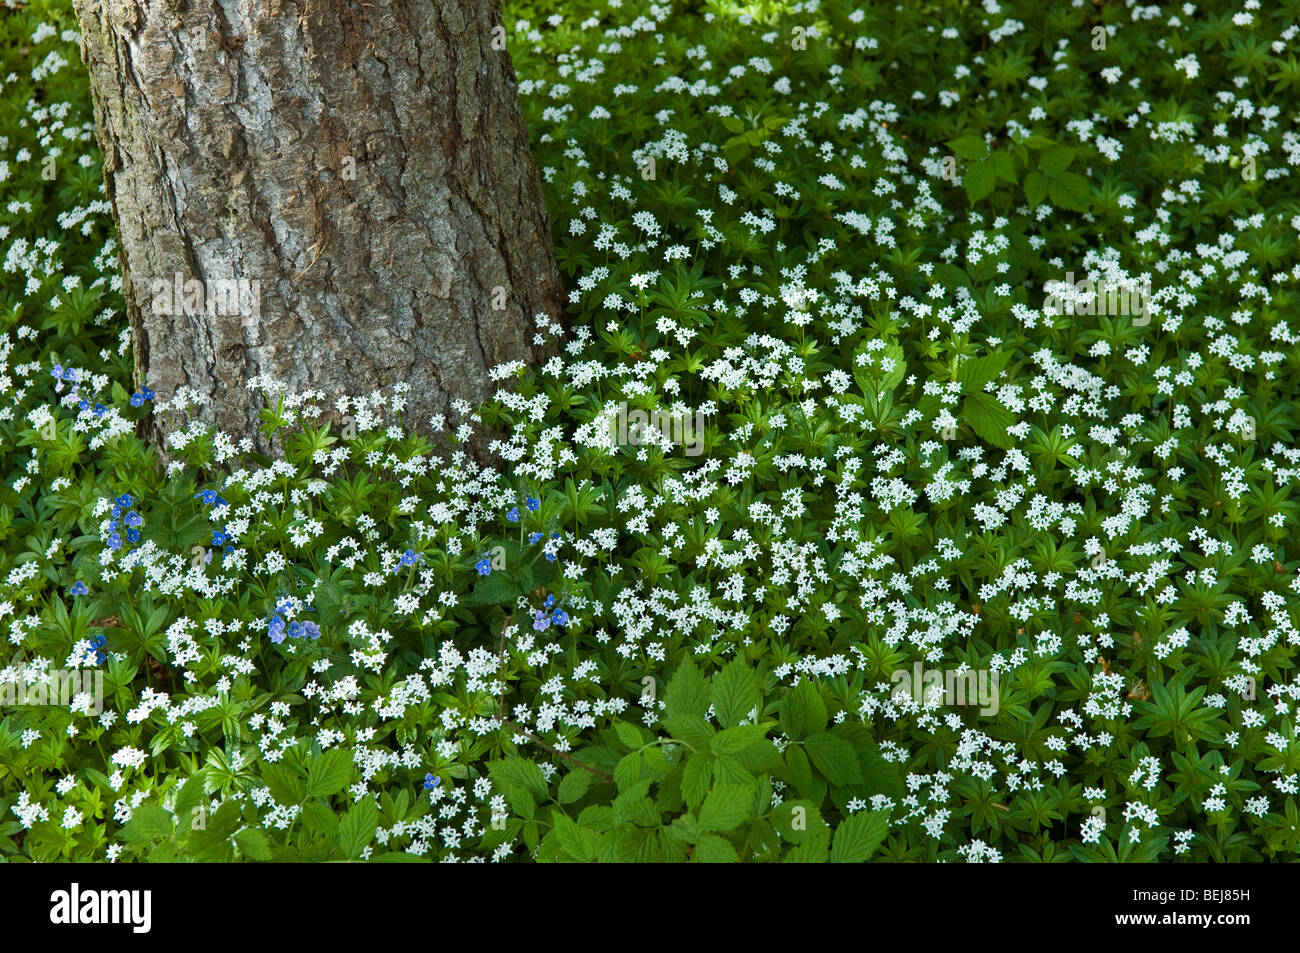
left=72, top=0, right=563, bottom=452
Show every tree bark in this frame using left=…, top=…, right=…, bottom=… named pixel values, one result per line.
left=72, top=0, right=563, bottom=453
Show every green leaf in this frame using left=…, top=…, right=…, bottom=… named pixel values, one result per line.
left=830, top=811, right=890, bottom=862
left=551, top=811, right=595, bottom=861
left=1024, top=170, right=1048, bottom=208
left=1039, top=145, right=1076, bottom=177
left=963, top=158, right=997, bottom=202
left=261, top=762, right=306, bottom=806
left=955, top=350, right=1011, bottom=393
left=613, top=720, right=644, bottom=751
left=489, top=756, right=549, bottom=799
left=947, top=134, right=987, bottom=161
left=991, top=150, right=1017, bottom=183
left=1048, top=172, right=1091, bottom=211
left=698, top=783, right=754, bottom=832
left=664, top=658, right=711, bottom=719
left=963, top=391, right=1016, bottom=449
left=466, top=572, right=522, bottom=607
left=804, top=733, right=862, bottom=786
left=339, top=798, right=380, bottom=860
left=305, top=748, right=353, bottom=799
left=693, top=834, right=739, bottom=862
left=233, top=827, right=272, bottom=862
left=557, top=769, right=594, bottom=805
left=710, top=722, right=773, bottom=755
left=682, top=755, right=712, bottom=809
left=710, top=658, right=761, bottom=729
left=779, top=680, right=828, bottom=740
left=663, top=713, right=716, bottom=749
left=121, top=803, right=175, bottom=843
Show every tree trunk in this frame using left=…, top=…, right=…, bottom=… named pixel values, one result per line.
left=72, top=0, right=563, bottom=453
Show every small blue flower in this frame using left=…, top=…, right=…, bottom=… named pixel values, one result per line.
left=544, top=594, right=555, bottom=610
left=117, top=494, right=135, bottom=508
left=69, top=581, right=89, bottom=596
left=552, top=609, right=570, bottom=626
left=50, top=364, right=63, bottom=378
left=302, top=621, right=321, bottom=640
left=130, top=392, right=145, bottom=408
left=93, top=403, right=105, bottom=418
left=544, top=551, right=557, bottom=562
left=106, top=533, right=122, bottom=551
left=423, top=773, right=441, bottom=790
left=506, top=507, right=520, bottom=522
left=528, top=532, right=544, bottom=544
left=399, top=548, right=420, bottom=567
left=268, top=616, right=287, bottom=644
left=475, top=557, right=492, bottom=576
left=124, top=511, right=143, bottom=528
left=212, top=529, right=229, bottom=547
left=532, top=609, right=551, bottom=632
left=125, top=528, right=140, bottom=543
left=526, top=496, right=540, bottom=511
left=143, top=387, right=155, bottom=400
left=195, top=489, right=218, bottom=506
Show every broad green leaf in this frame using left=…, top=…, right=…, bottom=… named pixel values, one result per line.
left=710, top=658, right=762, bottom=729
left=693, top=834, right=739, bottom=862
left=664, top=658, right=711, bottom=719
left=233, top=827, right=272, bottom=862
left=779, top=680, right=828, bottom=740
left=963, top=391, right=1016, bottom=449
left=831, top=810, right=890, bottom=862
left=947, top=134, right=987, bottom=161
left=489, top=756, right=549, bottom=799
left=306, top=748, right=353, bottom=799
left=339, top=798, right=380, bottom=859
left=804, top=733, right=862, bottom=786
left=963, top=158, right=997, bottom=202
left=557, top=769, right=594, bottom=805
left=698, top=783, right=754, bottom=832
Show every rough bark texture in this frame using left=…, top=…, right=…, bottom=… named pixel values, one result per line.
left=73, top=0, right=564, bottom=452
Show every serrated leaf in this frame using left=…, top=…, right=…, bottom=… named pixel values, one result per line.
left=779, top=680, right=828, bottom=740
left=710, top=658, right=761, bottom=729
left=693, top=834, right=739, bottom=862
left=698, top=783, right=754, bottom=832
left=710, top=722, right=773, bottom=755
left=963, top=391, right=1016, bottom=449
left=233, top=827, right=272, bottom=862
left=682, top=755, right=712, bottom=809
left=1024, top=170, right=1048, bottom=208
left=121, top=803, right=174, bottom=843
left=664, top=658, right=711, bottom=719
left=489, top=756, right=549, bottom=799
left=305, top=748, right=353, bottom=799
left=830, top=810, right=890, bottom=863
left=948, top=134, right=987, bottom=161
left=339, top=798, right=379, bottom=860
left=804, top=733, right=862, bottom=786
left=963, top=158, right=997, bottom=202
left=663, top=713, right=716, bottom=749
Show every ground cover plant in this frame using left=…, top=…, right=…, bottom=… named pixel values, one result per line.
left=2, top=0, right=1300, bottom=863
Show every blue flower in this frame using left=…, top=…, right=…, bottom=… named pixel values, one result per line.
left=399, top=548, right=420, bottom=567
left=211, top=529, right=229, bottom=547
left=506, top=507, right=520, bottom=522
left=529, top=532, right=544, bottom=543
left=195, top=489, right=218, bottom=506
left=302, top=621, right=321, bottom=640
left=267, top=616, right=287, bottom=644
left=125, top=528, right=140, bottom=543
left=106, top=533, right=122, bottom=551
left=142, top=387, right=155, bottom=400
left=93, top=403, right=105, bottom=418
left=544, top=551, right=557, bottom=562
left=124, top=511, right=143, bottom=528
left=130, top=392, right=144, bottom=408
left=552, top=609, right=570, bottom=626
left=423, top=773, right=441, bottom=790
left=50, top=364, right=63, bottom=379
left=544, top=594, right=555, bottom=609
left=532, top=609, right=551, bottom=632
left=475, top=557, right=492, bottom=576
left=526, top=496, right=540, bottom=511
left=69, top=581, right=89, bottom=596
